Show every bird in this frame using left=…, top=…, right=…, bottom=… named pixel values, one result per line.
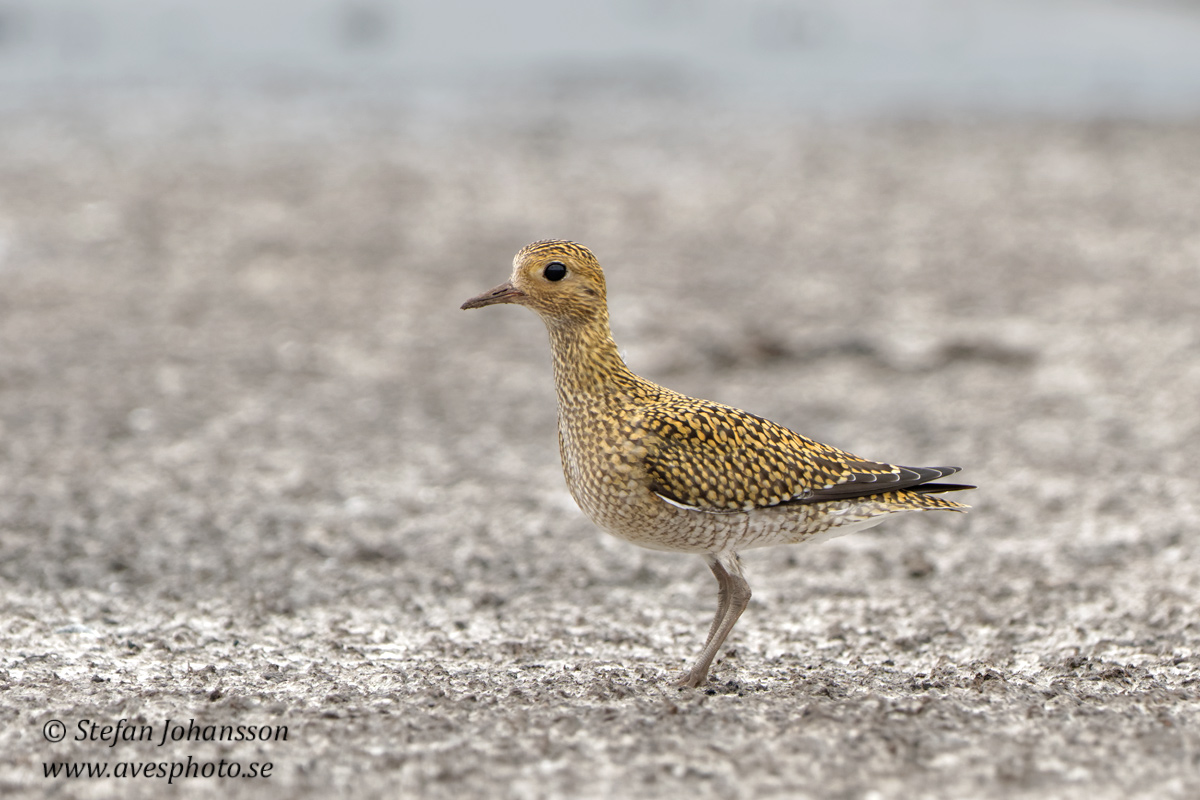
left=461, top=240, right=973, bottom=688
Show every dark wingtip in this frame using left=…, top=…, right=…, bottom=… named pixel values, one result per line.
left=789, top=463, right=973, bottom=505
left=911, top=482, right=976, bottom=495
left=909, top=466, right=973, bottom=494
left=923, top=466, right=962, bottom=479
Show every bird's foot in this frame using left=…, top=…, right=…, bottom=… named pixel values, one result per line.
left=674, top=669, right=710, bottom=689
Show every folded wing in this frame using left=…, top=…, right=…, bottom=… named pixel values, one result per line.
left=639, top=398, right=971, bottom=512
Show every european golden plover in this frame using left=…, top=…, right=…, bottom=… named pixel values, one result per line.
left=462, top=240, right=972, bottom=688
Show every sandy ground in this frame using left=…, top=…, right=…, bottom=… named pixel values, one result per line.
left=1, top=98, right=1199, bottom=798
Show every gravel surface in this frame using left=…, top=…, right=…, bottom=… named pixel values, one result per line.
left=1, top=100, right=1199, bottom=798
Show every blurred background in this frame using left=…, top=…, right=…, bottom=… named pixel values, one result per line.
left=3, top=0, right=1200, bottom=115
left=2, top=2, right=1200, bottom=798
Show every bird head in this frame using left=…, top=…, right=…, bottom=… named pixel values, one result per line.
left=461, top=240, right=608, bottom=324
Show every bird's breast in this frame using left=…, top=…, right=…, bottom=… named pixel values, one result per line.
left=556, top=403, right=655, bottom=517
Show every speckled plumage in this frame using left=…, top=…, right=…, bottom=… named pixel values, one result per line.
left=463, top=239, right=973, bottom=687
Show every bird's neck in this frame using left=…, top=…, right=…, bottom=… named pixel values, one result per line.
left=544, top=313, right=642, bottom=405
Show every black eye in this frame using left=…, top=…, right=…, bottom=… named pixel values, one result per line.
left=543, top=262, right=567, bottom=281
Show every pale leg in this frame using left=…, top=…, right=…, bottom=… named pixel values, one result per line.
left=677, top=552, right=751, bottom=688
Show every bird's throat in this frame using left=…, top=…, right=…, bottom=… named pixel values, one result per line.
left=545, top=316, right=638, bottom=404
